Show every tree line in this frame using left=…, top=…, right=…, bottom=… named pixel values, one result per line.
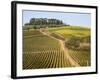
left=24, top=18, right=70, bottom=29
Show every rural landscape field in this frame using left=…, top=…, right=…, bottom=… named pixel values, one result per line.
left=22, top=11, right=91, bottom=69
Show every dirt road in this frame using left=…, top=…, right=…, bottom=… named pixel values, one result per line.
left=59, top=40, right=80, bottom=67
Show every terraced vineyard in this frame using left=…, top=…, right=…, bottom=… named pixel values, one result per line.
left=23, top=30, right=73, bottom=69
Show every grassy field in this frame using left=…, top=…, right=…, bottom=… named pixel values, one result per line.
left=49, top=26, right=90, bottom=38
left=23, top=26, right=91, bottom=69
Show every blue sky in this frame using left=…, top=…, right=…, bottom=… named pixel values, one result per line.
left=23, top=10, right=91, bottom=27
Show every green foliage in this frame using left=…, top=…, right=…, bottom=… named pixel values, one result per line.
left=83, top=35, right=91, bottom=43
left=65, top=37, right=80, bottom=49
left=24, top=18, right=68, bottom=29
left=27, top=27, right=30, bottom=31
left=29, top=18, right=65, bottom=25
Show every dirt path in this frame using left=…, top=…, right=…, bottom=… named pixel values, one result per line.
left=40, top=29, right=80, bottom=67
left=59, top=40, right=80, bottom=67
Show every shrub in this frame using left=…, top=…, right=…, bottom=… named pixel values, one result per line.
left=65, top=37, right=80, bottom=49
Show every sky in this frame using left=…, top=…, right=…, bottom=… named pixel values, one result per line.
left=23, top=10, right=91, bottom=27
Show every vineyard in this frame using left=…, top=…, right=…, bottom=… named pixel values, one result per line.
left=23, top=30, right=61, bottom=52
left=68, top=50, right=90, bottom=66
left=23, top=30, right=73, bottom=69
left=23, top=26, right=91, bottom=69
left=23, top=50, right=72, bottom=69
left=49, top=26, right=91, bottom=66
